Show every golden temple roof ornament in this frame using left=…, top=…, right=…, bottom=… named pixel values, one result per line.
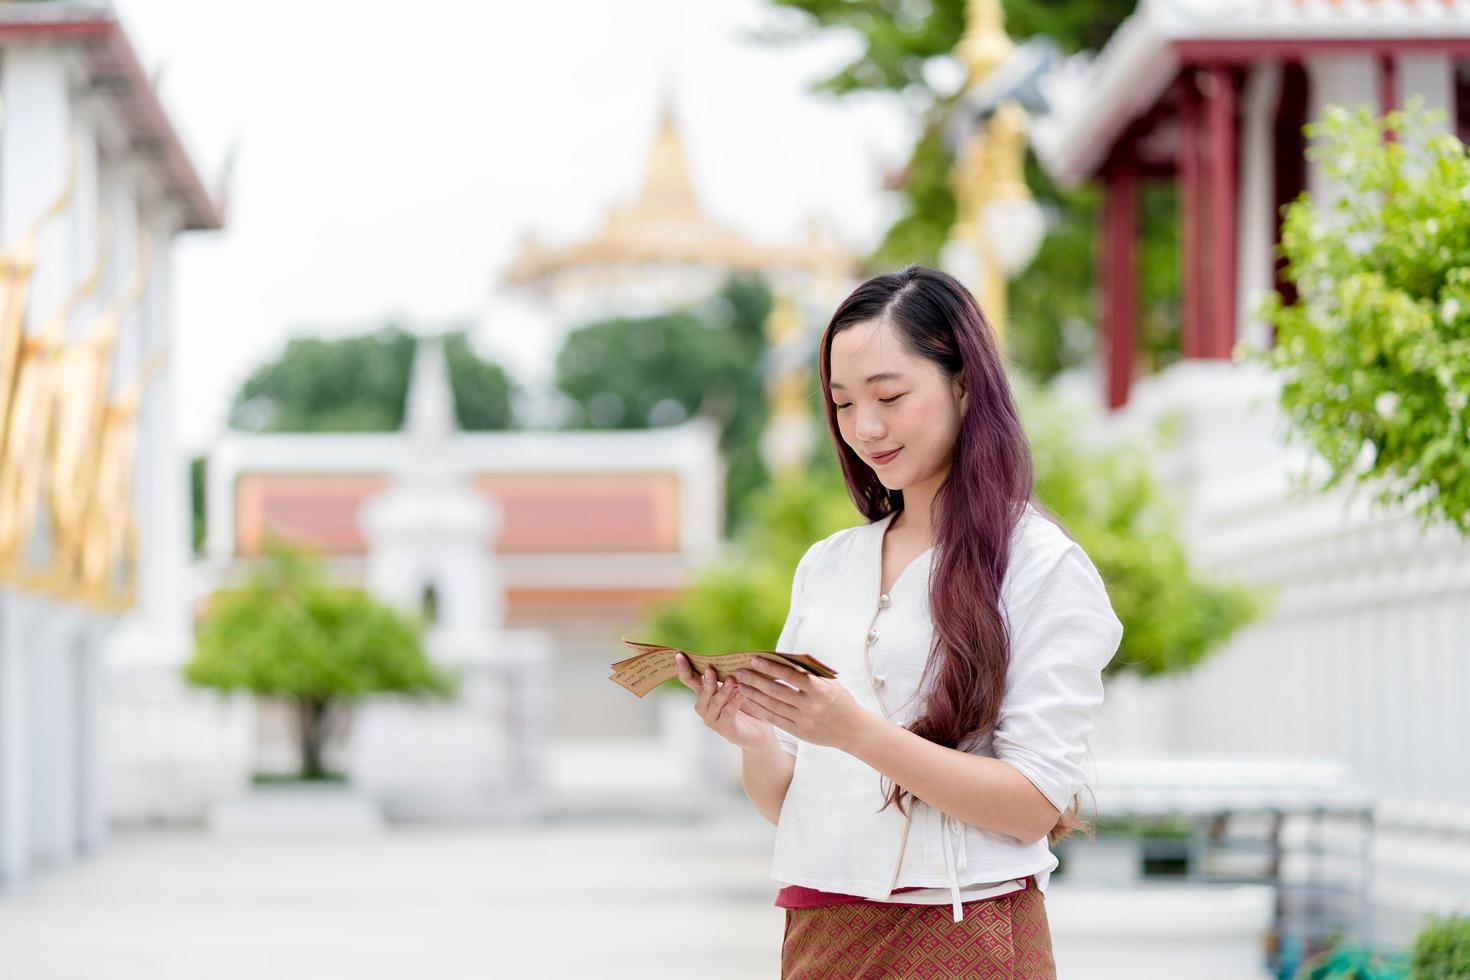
left=504, top=96, right=855, bottom=287
left=0, top=216, right=112, bottom=579
left=45, top=225, right=151, bottom=599
left=957, top=0, right=1014, bottom=89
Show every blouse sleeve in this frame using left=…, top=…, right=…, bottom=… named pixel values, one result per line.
left=990, top=541, right=1124, bottom=817
left=771, top=539, right=822, bottom=758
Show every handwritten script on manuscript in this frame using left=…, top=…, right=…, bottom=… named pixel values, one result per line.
left=610, top=639, right=837, bottom=698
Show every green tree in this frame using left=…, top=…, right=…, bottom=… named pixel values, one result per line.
left=228, top=325, right=519, bottom=433
left=641, top=375, right=1260, bottom=691
left=445, top=331, right=520, bottom=430
left=554, top=273, right=775, bottom=532
left=184, top=541, right=455, bottom=779
left=1258, top=102, right=1470, bottom=535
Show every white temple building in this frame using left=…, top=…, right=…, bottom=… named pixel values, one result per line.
left=0, top=2, right=225, bottom=888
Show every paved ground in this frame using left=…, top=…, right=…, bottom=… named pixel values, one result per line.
left=0, top=805, right=787, bottom=980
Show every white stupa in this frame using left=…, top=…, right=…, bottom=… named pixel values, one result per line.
left=351, top=337, right=550, bottom=820
left=361, top=336, right=505, bottom=632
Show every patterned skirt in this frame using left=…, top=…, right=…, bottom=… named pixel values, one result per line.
left=780, top=875, right=1055, bottom=979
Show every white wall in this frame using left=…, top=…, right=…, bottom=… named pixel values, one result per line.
left=1090, top=361, right=1470, bottom=940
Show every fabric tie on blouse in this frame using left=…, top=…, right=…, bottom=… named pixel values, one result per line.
left=880, top=801, right=971, bottom=923
left=942, top=811, right=969, bottom=921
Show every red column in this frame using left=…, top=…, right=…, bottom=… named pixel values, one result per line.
left=1203, top=65, right=1238, bottom=359
left=1101, top=163, right=1139, bottom=411
left=1378, top=52, right=1398, bottom=144
left=1178, top=73, right=1206, bottom=359
left=1378, top=52, right=1397, bottom=115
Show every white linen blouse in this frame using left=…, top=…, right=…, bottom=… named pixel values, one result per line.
left=769, top=502, right=1124, bottom=923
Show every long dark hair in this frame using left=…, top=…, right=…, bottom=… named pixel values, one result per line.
left=817, top=265, right=1086, bottom=846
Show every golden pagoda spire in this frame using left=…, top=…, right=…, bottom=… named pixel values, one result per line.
left=503, top=90, right=856, bottom=287
left=631, top=94, right=701, bottom=221
left=957, top=0, right=1014, bottom=89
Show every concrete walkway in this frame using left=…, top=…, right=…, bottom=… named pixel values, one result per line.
left=0, top=807, right=787, bottom=980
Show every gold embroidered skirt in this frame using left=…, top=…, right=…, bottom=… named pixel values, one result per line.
left=780, top=875, right=1055, bottom=979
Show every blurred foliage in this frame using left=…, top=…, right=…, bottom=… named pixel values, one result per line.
left=227, top=325, right=519, bottom=433
left=1090, top=815, right=1195, bottom=840
left=1256, top=102, right=1470, bottom=536
left=871, top=118, right=959, bottom=271
left=554, top=273, right=775, bottom=533
left=444, top=332, right=520, bottom=430
left=641, top=374, right=1261, bottom=692
left=190, top=454, right=205, bottom=556
left=761, top=0, right=1176, bottom=382
left=1015, top=375, right=1264, bottom=677
left=1411, top=914, right=1470, bottom=979
left=184, top=540, right=455, bottom=778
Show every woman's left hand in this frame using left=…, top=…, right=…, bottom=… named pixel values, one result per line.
left=732, top=657, right=870, bottom=752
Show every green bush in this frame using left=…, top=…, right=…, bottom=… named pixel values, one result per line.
left=1258, top=100, right=1470, bottom=535
left=1411, top=914, right=1470, bottom=980
left=185, top=540, right=456, bottom=778
left=1016, top=376, right=1265, bottom=677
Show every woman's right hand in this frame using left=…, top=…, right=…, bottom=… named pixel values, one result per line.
left=674, top=652, right=777, bottom=751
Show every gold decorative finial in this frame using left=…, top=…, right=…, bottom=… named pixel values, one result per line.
left=957, top=0, right=1014, bottom=89
left=947, top=101, right=1033, bottom=353
left=761, top=294, right=815, bottom=477
left=983, top=102, right=1030, bottom=202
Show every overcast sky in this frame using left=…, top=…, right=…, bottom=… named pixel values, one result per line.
left=114, top=0, right=917, bottom=452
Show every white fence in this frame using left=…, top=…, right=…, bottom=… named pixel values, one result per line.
left=1082, top=360, right=1470, bottom=945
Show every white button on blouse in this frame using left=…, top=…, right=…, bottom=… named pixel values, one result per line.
left=769, top=503, right=1124, bottom=923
